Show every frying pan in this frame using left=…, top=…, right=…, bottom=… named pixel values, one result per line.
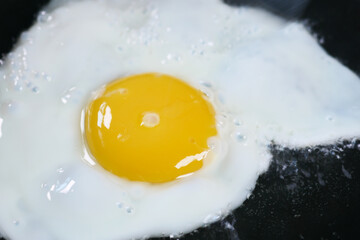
left=0, top=0, right=359, bottom=239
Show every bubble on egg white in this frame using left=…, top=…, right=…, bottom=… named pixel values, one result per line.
left=37, top=11, right=53, bottom=24
left=0, top=0, right=360, bottom=239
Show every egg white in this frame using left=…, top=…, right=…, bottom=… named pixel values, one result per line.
left=0, top=0, right=360, bottom=239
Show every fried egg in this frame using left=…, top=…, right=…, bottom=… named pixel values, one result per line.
left=0, top=0, right=360, bottom=239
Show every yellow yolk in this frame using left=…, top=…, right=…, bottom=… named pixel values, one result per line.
left=84, top=73, right=217, bottom=183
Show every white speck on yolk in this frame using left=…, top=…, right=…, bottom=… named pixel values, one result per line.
left=141, top=112, right=160, bottom=128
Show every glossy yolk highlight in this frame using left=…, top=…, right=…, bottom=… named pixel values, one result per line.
left=85, top=73, right=217, bottom=183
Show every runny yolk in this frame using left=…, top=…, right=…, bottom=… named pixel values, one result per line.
left=84, top=73, right=217, bottom=183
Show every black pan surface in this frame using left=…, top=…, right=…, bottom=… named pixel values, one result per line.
left=0, top=0, right=359, bottom=239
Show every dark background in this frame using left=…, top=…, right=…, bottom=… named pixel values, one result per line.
left=1, top=0, right=360, bottom=239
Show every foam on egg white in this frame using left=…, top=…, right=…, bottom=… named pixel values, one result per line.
left=0, top=0, right=360, bottom=239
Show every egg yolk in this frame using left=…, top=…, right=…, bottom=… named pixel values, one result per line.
left=84, top=73, right=217, bottom=183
